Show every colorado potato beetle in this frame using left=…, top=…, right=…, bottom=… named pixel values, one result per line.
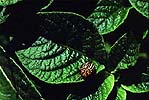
left=80, top=62, right=96, bottom=78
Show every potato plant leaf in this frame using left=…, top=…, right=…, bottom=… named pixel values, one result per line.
left=0, top=0, right=21, bottom=6
left=121, top=82, right=149, bottom=93
left=0, top=7, right=9, bottom=24
left=129, top=0, right=149, bottom=19
left=116, top=39, right=140, bottom=70
left=0, top=46, right=44, bottom=100
left=15, top=12, right=106, bottom=84
left=67, top=74, right=115, bottom=100
left=0, top=66, right=22, bottom=100
left=116, top=87, right=127, bottom=100
left=37, top=12, right=107, bottom=64
left=107, top=33, right=139, bottom=72
left=87, top=0, right=131, bottom=35
left=16, top=36, right=104, bottom=84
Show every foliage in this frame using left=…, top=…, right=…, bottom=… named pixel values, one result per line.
left=0, top=0, right=148, bottom=100
left=67, top=74, right=115, bottom=100
left=129, top=0, right=149, bottom=19
left=87, top=0, right=132, bottom=35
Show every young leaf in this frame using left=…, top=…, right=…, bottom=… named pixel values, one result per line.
left=121, top=82, right=149, bottom=93
left=129, top=0, right=149, bottom=19
left=107, top=33, right=140, bottom=72
left=0, top=0, right=21, bottom=6
left=87, top=0, right=132, bottom=35
left=16, top=36, right=104, bottom=84
left=0, top=46, right=44, bottom=100
left=116, top=87, right=127, bottom=100
left=0, top=66, right=22, bottom=100
left=67, top=74, right=115, bottom=100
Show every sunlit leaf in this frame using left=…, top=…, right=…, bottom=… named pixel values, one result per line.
left=87, top=0, right=132, bottom=35
left=67, top=74, right=115, bottom=100
left=129, top=0, right=149, bottom=19
left=116, top=87, right=127, bottom=100
left=121, top=82, right=149, bottom=93
left=0, top=0, right=21, bottom=6
left=92, top=74, right=115, bottom=100
left=16, top=36, right=104, bottom=84
left=15, top=12, right=106, bottom=84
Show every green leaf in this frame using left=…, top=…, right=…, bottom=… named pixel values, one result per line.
left=96, top=64, right=105, bottom=74
left=15, top=12, right=106, bottom=84
left=143, top=29, right=148, bottom=39
left=0, top=46, right=44, bottom=100
left=115, top=30, right=148, bottom=70
left=0, top=66, right=22, bottom=100
left=107, top=33, right=140, bottom=72
left=40, top=0, right=54, bottom=11
left=116, top=87, right=127, bottom=100
left=87, top=0, right=132, bottom=35
left=37, top=12, right=106, bottom=64
left=116, top=39, right=140, bottom=70
left=104, top=42, right=111, bottom=53
left=121, top=82, right=149, bottom=93
left=0, top=0, right=21, bottom=6
left=16, top=36, right=104, bottom=84
left=0, top=7, right=9, bottom=24
left=129, top=0, right=149, bottom=19
left=67, top=74, right=115, bottom=100
left=92, top=74, right=115, bottom=100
